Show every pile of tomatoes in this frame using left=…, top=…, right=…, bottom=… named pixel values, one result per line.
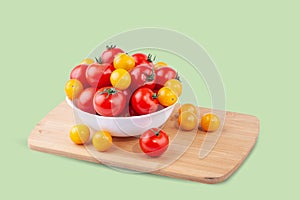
left=65, top=45, right=221, bottom=158
left=65, top=45, right=182, bottom=117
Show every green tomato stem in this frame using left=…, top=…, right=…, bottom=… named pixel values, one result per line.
left=150, top=128, right=160, bottom=136
left=95, top=57, right=103, bottom=64
left=152, top=92, right=158, bottom=99
left=99, top=87, right=118, bottom=99
left=144, top=66, right=155, bottom=82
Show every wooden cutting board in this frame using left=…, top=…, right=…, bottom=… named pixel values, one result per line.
left=28, top=101, right=259, bottom=184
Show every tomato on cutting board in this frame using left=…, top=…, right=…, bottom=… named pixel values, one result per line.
left=200, top=113, right=220, bottom=132
left=178, top=104, right=198, bottom=116
left=69, top=124, right=90, bottom=145
left=139, top=128, right=169, bottom=157
left=178, top=111, right=198, bottom=131
left=92, top=131, right=112, bottom=152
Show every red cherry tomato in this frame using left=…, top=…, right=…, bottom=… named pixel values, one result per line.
left=155, top=66, right=178, bottom=90
left=129, top=63, right=156, bottom=91
left=70, top=64, right=90, bottom=87
left=86, top=63, right=114, bottom=88
left=93, top=87, right=126, bottom=116
left=101, top=45, right=124, bottom=64
left=131, top=88, right=158, bottom=115
left=77, top=87, right=97, bottom=114
left=132, top=53, right=155, bottom=66
left=139, top=128, right=169, bottom=157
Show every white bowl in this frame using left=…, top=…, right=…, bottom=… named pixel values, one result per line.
left=66, top=97, right=177, bottom=137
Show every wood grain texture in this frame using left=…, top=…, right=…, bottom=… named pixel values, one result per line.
left=28, top=101, right=259, bottom=184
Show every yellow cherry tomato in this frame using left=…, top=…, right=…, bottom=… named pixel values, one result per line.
left=110, top=69, right=131, bottom=90
left=178, top=104, right=198, bottom=116
left=113, top=53, right=135, bottom=71
left=65, top=79, right=83, bottom=100
left=178, top=111, right=198, bottom=131
left=200, top=113, right=220, bottom=132
left=69, top=124, right=90, bottom=145
left=92, top=131, right=113, bottom=152
left=80, top=58, right=94, bottom=65
left=154, top=61, right=168, bottom=69
left=157, top=87, right=178, bottom=106
left=164, top=79, right=182, bottom=96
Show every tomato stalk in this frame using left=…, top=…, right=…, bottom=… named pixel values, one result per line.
left=144, top=66, right=155, bottom=83
left=99, top=87, right=119, bottom=99
left=150, top=128, right=161, bottom=136
left=95, top=57, right=103, bottom=64
left=106, top=45, right=116, bottom=49
left=152, top=92, right=158, bottom=99
left=147, top=54, right=156, bottom=63
left=175, top=71, right=181, bottom=82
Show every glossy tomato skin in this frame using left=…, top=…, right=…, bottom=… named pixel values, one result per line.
left=70, top=64, right=90, bottom=87
left=132, top=53, right=152, bottom=66
left=139, top=128, right=169, bottom=157
left=200, top=113, right=220, bottom=132
left=164, top=79, right=182, bottom=97
left=101, top=46, right=124, bottom=64
left=157, top=87, right=178, bottom=107
left=131, top=87, right=158, bottom=115
left=93, top=87, right=126, bottom=116
left=92, top=131, right=112, bottom=152
left=77, top=87, right=97, bottom=114
left=113, top=53, right=135, bottom=71
left=65, top=79, right=84, bottom=100
left=155, top=66, right=177, bottom=90
left=129, top=63, right=156, bottom=91
left=86, top=63, right=114, bottom=88
left=110, top=68, right=131, bottom=90
left=69, top=124, right=90, bottom=145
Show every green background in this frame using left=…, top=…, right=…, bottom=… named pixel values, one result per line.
left=1, top=0, right=299, bottom=199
